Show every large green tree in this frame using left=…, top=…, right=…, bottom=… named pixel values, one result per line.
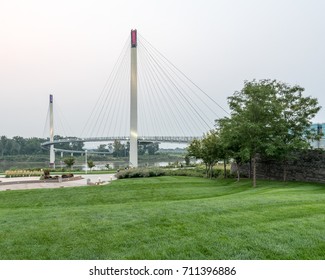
left=224, top=79, right=321, bottom=186
left=263, top=82, right=321, bottom=180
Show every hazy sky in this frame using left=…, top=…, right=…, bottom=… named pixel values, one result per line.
left=1, top=0, right=324, bottom=138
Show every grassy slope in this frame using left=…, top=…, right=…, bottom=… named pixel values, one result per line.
left=0, top=177, right=324, bottom=260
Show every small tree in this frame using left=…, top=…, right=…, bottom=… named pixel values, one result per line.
left=188, top=130, right=223, bottom=178
left=216, top=117, right=250, bottom=181
left=64, top=157, right=75, bottom=170
left=87, top=160, right=95, bottom=171
left=105, top=163, right=110, bottom=170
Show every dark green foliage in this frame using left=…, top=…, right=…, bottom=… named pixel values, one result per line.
left=147, top=143, right=159, bottom=155
left=113, top=140, right=128, bottom=157
left=187, top=131, right=224, bottom=178
left=0, top=135, right=85, bottom=158
left=217, top=79, right=321, bottom=186
left=87, top=160, right=95, bottom=170
left=0, top=135, right=48, bottom=157
left=116, top=168, right=166, bottom=179
left=116, top=167, right=233, bottom=179
left=166, top=168, right=206, bottom=177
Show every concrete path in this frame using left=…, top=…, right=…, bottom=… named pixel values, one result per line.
left=0, top=174, right=116, bottom=191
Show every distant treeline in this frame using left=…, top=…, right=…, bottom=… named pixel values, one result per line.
left=0, top=135, right=84, bottom=157
left=0, top=136, right=47, bottom=156
left=0, top=135, right=163, bottom=157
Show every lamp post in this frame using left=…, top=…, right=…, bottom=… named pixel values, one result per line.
left=85, top=150, right=88, bottom=174
left=49, top=94, right=55, bottom=168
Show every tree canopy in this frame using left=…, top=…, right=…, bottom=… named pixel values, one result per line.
left=187, top=130, right=224, bottom=178
left=0, top=136, right=48, bottom=157
left=63, top=157, right=75, bottom=170
left=87, top=159, right=95, bottom=171
left=213, top=79, right=321, bottom=186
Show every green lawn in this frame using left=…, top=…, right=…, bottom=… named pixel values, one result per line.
left=0, top=176, right=324, bottom=259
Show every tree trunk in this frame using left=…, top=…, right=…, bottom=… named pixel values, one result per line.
left=283, top=159, right=288, bottom=182
left=249, top=156, right=252, bottom=179
left=236, top=162, right=241, bottom=182
left=252, top=155, right=257, bottom=187
left=223, top=159, right=227, bottom=179
left=209, top=164, right=213, bottom=179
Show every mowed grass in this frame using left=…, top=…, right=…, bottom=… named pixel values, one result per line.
left=0, top=176, right=324, bottom=260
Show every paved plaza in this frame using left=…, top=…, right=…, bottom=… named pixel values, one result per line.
left=0, top=174, right=116, bottom=191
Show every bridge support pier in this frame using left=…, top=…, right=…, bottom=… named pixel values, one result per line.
left=130, top=29, right=138, bottom=167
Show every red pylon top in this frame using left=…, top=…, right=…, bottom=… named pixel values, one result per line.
left=131, top=29, right=137, bottom=48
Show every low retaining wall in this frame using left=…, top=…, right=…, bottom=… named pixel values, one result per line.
left=0, top=176, right=83, bottom=186
left=235, top=150, right=325, bottom=183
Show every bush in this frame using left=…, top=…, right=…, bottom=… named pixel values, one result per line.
left=115, top=167, right=234, bottom=180
left=165, top=168, right=205, bottom=177
left=211, top=169, right=235, bottom=179
left=116, top=167, right=206, bottom=179
left=116, top=168, right=166, bottom=179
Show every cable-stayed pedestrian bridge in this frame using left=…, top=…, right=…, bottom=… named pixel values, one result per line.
left=43, top=29, right=228, bottom=167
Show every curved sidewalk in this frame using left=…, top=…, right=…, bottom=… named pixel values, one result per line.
left=0, top=174, right=116, bottom=191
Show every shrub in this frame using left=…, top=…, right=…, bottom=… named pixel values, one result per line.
left=165, top=168, right=205, bottom=177
left=116, top=168, right=166, bottom=179
left=115, top=167, right=233, bottom=180
left=211, top=169, right=235, bottom=179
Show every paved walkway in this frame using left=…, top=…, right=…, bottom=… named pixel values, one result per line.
left=0, top=174, right=116, bottom=191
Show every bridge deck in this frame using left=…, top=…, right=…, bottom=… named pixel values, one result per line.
left=41, top=136, right=200, bottom=147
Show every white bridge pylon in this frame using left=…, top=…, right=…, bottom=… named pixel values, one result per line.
left=130, top=29, right=138, bottom=167
left=49, top=94, right=55, bottom=168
